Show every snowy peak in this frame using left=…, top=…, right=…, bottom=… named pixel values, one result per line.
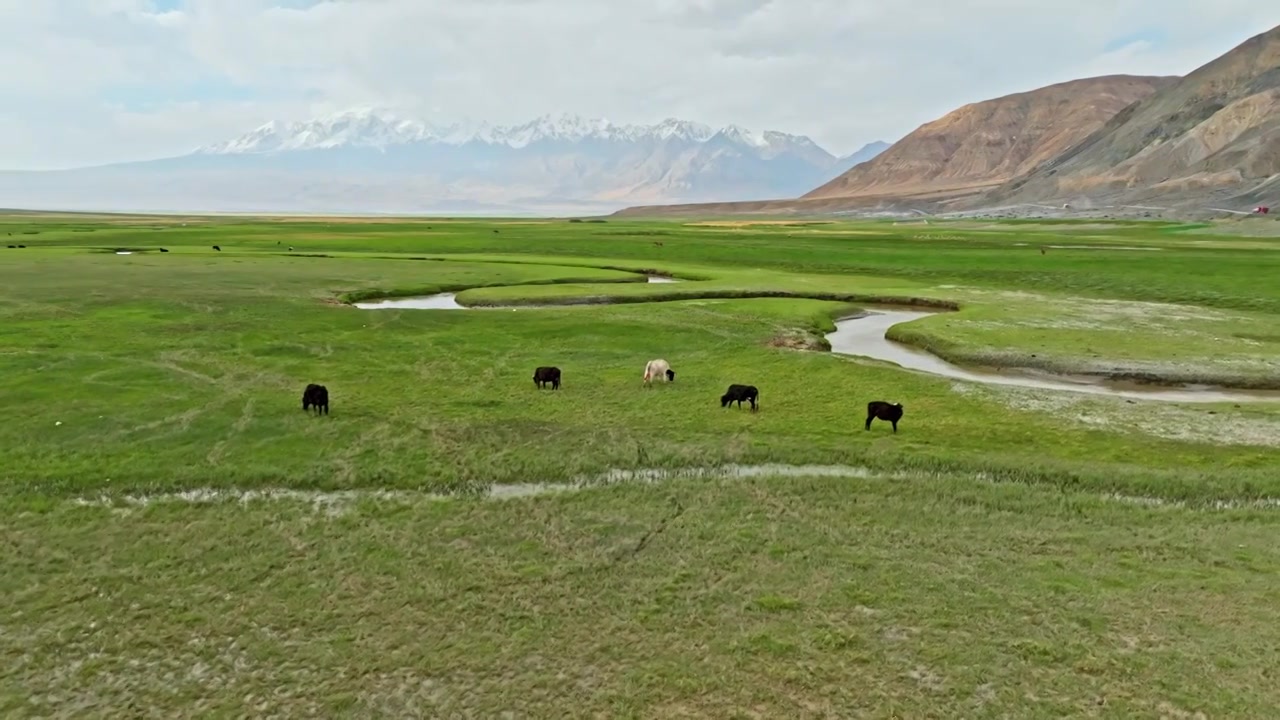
left=715, top=124, right=768, bottom=148
left=195, top=109, right=832, bottom=156
left=200, top=108, right=434, bottom=154
left=652, top=118, right=714, bottom=142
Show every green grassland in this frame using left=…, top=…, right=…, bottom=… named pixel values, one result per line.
left=3, top=213, right=1279, bottom=716
left=9, top=478, right=1279, bottom=718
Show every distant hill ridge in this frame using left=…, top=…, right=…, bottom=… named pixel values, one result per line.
left=803, top=75, right=1175, bottom=203
left=987, top=24, right=1280, bottom=208
left=617, top=23, right=1280, bottom=217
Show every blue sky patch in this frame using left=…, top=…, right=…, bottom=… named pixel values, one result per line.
left=1104, top=28, right=1167, bottom=52
left=104, top=77, right=260, bottom=109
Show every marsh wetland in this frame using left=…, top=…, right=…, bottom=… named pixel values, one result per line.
left=3, top=213, right=1279, bottom=716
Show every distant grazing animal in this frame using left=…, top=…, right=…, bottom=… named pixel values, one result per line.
left=643, top=359, right=675, bottom=386
left=16, top=245, right=24, bottom=248
left=1040, top=246, right=1046, bottom=255
left=720, top=384, right=758, bottom=411
left=865, top=401, right=903, bottom=433
left=159, top=248, right=169, bottom=253
left=493, top=229, right=500, bottom=234
left=302, top=383, right=329, bottom=415
left=212, top=245, right=221, bottom=251
left=533, top=366, right=561, bottom=390
left=654, top=241, right=664, bottom=247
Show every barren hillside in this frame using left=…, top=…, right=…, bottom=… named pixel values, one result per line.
left=989, top=24, right=1280, bottom=207
left=803, top=75, right=1175, bottom=202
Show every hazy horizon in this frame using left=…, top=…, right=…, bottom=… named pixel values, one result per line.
left=3, top=2, right=1279, bottom=171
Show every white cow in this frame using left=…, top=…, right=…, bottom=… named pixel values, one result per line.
left=642, top=359, right=674, bottom=387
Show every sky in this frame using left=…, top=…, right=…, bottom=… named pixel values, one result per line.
left=1, top=1, right=1277, bottom=170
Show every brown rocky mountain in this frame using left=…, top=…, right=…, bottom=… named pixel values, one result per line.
left=803, top=75, right=1175, bottom=203
left=987, top=24, right=1280, bottom=208
left=612, top=75, right=1174, bottom=217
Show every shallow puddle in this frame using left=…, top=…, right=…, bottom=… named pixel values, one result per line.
left=826, top=310, right=1280, bottom=403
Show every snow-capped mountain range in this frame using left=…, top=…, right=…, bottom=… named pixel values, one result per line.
left=197, top=108, right=825, bottom=156
left=0, top=108, right=890, bottom=215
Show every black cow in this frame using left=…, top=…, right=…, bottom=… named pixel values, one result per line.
left=865, top=401, right=903, bottom=432
left=302, top=383, right=329, bottom=415
left=159, top=248, right=169, bottom=253
left=212, top=245, right=221, bottom=251
left=720, top=384, right=758, bottom=411
left=533, top=366, right=561, bottom=390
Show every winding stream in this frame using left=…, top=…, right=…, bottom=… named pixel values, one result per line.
left=351, top=277, right=1277, bottom=403
left=825, top=309, right=1280, bottom=404
left=352, top=274, right=681, bottom=310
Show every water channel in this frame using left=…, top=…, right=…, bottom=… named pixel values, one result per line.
left=351, top=278, right=1278, bottom=403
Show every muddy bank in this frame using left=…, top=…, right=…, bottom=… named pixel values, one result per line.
left=354, top=287, right=955, bottom=312
left=826, top=310, right=1280, bottom=403
left=460, top=289, right=957, bottom=310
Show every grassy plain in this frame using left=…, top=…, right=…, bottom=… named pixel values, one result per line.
left=2, top=213, right=1279, bottom=716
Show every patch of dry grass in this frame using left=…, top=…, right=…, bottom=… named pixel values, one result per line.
left=891, top=286, right=1280, bottom=388
left=950, top=382, right=1280, bottom=449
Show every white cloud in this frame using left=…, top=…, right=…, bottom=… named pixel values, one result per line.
left=0, top=0, right=1277, bottom=169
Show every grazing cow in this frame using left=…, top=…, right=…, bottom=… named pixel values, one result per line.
left=642, top=359, right=675, bottom=387
left=533, top=366, right=561, bottom=390
left=16, top=245, right=24, bottom=248
left=720, top=384, right=758, bottom=411
left=159, top=248, right=169, bottom=253
left=865, top=401, right=903, bottom=433
left=302, top=383, right=329, bottom=415
left=212, top=245, right=221, bottom=251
